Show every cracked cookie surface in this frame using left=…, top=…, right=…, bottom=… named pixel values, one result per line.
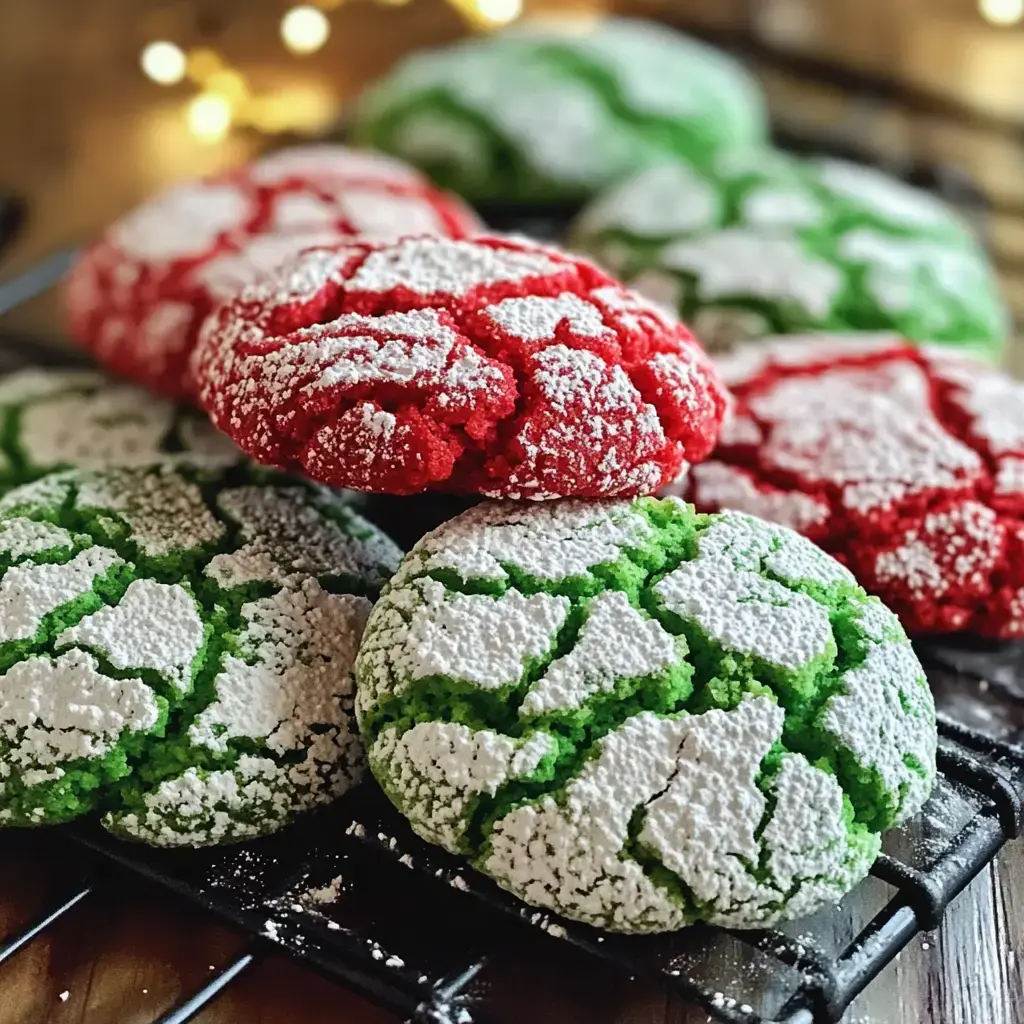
left=355, top=497, right=936, bottom=933
left=571, top=152, right=1007, bottom=359
left=0, top=459, right=401, bottom=845
left=0, top=367, right=239, bottom=494
left=64, top=144, right=482, bottom=401
left=682, top=336, right=1024, bottom=637
left=352, top=18, right=767, bottom=204
left=192, top=234, right=726, bottom=499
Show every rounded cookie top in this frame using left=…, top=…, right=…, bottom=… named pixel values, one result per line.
left=355, top=497, right=936, bottom=934
left=192, top=234, right=727, bottom=499
left=681, top=334, right=1024, bottom=636
left=352, top=18, right=767, bottom=203
left=0, top=367, right=239, bottom=493
left=64, top=145, right=483, bottom=401
left=570, top=152, right=1007, bottom=358
left=0, top=459, right=401, bottom=844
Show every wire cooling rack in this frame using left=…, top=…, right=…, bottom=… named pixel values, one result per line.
left=1, top=61, right=1023, bottom=1023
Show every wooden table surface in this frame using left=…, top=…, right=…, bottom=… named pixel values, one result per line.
left=1, top=2, right=1023, bottom=1022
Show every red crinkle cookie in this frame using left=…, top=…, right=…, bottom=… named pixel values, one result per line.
left=64, top=146, right=482, bottom=401
left=192, top=234, right=727, bottom=499
left=678, top=333, right=1024, bottom=637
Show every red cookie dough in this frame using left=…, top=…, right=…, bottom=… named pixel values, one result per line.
left=679, top=333, right=1024, bottom=637
left=192, top=234, right=727, bottom=499
left=64, top=146, right=483, bottom=401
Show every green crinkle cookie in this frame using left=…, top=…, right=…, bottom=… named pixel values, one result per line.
left=0, top=460, right=401, bottom=845
left=352, top=18, right=767, bottom=204
left=355, top=498, right=937, bottom=934
left=0, top=367, right=241, bottom=494
left=571, top=150, right=1008, bottom=361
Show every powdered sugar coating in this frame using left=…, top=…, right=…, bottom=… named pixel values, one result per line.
left=57, top=580, right=206, bottom=692
left=0, top=459, right=400, bottom=837
left=654, top=516, right=840, bottom=670
left=0, top=368, right=237, bottom=494
left=571, top=148, right=1005, bottom=357
left=65, top=146, right=483, bottom=400
left=686, top=337, right=1024, bottom=635
left=354, top=18, right=767, bottom=203
left=357, top=496, right=935, bottom=933
left=193, top=234, right=727, bottom=498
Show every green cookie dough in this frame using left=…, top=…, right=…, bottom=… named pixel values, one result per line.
left=0, top=367, right=240, bottom=493
left=356, top=497, right=937, bottom=934
left=571, top=150, right=1008, bottom=360
left=0, top=460, right=401, bottom=845
left=352, top=18, right=767, bottom=204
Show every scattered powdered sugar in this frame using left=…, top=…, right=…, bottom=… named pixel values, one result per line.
left=408, top=499, right=652, bottom=583
left=370, top=721, right=555, bottom=853
left=483, top=293, right=613, bottom=341
left=821, top=641, right=935, bottom=823
left=347, top=237, right=563, bottom=296
left=109, top=181, right=251, bottom=262
left=654, top=514, right=840, bottom=670
left=661, top=229, right=842, bottom=319
left=389, top=578, right=568, bottom=691
left=57, top=579, right=206, bottom=692
left=0, top=546, right=123, bottom=643
left=520, top=590, right=684, bottom=716
left=0, top=649, right=160, bottom=771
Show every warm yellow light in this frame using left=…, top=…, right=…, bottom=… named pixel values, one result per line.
left=474, top=0, right=523, bottom=26
left=187, top=47, right=225, bottom=84
left=376, top=0, right=413, bottom=6
left=281, top=6, right=331, bottom=54
left=140, top=41, right=187, bottom=85
left=186, top=92, right=232, bottom=143
left=206, top=70, right=249, bottom=104
left=980, top=0, right=1024, bottom=24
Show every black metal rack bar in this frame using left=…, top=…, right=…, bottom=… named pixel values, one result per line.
left=0, top=885, right=94, bottom=966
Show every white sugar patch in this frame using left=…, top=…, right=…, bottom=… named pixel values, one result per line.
left=0, top=547, right=123, bottom=643
left=346, top=238, right=562, bottom=297
left=822, top=641, right=935, bottom=822
left=19, top=386, right=178, bottom=471
left=371, top=722, right=555, bottom=852
left=483, top=293, right=612, bottom=341
left=207, top=486, right=400, bottom=587
left=639, top=698, right=781, bottom=920
left=815, top=159, right=957, bottom=229
left=661, top=230, right=842, bottom=319
left=521, top=591, right=682, bottom=716
left=110, top=182, right=251, bottom=262
left=654, top=514, right=842, bottom=669
left=396, top=579, right=567, bottom=691
left=108, top=756, right=296, bottom=847
left=58, top=579, right=205, bottom=692
left=335, top=189, right=448, bottom=241
left=686, top=462, right=829, bottom=534
left=0, top=519, right=74, bottom=560
left=0, top=649, right=159, bottom=769
left=410, top=499, right=652, bottom=582
left=485, top=710, right=692, bottom=933
left=189, top=580, right=368, bottom=767
left=75, top=467, right=225, bottom=558
left=574, top=162, right=721, bottom=237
